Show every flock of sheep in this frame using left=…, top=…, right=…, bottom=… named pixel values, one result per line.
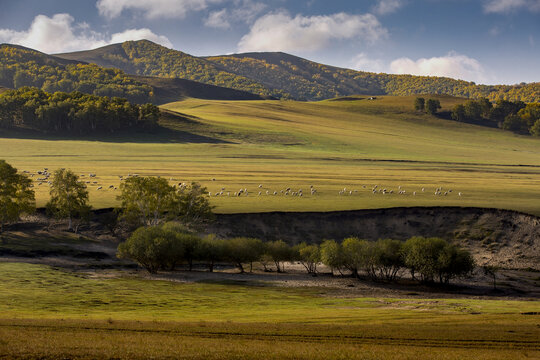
left=24, top=169, right=463, bottom=199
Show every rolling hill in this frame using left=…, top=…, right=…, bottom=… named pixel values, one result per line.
left=0, top=43, right=265, bottom=103
left=1, top=95, right=538, bottom=215
left=57, top=40, right=539, bottom=102
left=56, top=41, right=284, bottom=99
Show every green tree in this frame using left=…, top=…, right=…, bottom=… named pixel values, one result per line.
left=174, top=182, right=214, bottom=230
left=501, top=114, right=529, bottom=133
left=46, top=169, right=90, bottom=231
left=265, top=240, right=293, bottom=273
left=463, top=100, right=482, bottom=120
left=117, top=176, right=177, bottom=227
left=402, top=236, right=474, bottom=284
left=341, top=237, right=371, bottom=278
left=414, top=97, right=425, bottom=111
left=195, top=234, right=226, bottom=272
left=320, top=239, right=344, bottom=275
left=294, top=242, right=320, bottom=274
left=451, top=104, right=466, bottom=122
left=425, top=99, right=441, bottom=115
left=117, top=224, right=184, bottom=273
left=0, top=160, right=35, bottom=232
left=224, top=237, right=264, bottom=273
left=530, top=119, right=540, bottom=137
left=372, top=238, right=404, bottom=281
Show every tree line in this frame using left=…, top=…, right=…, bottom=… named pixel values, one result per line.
left=118, top=224, right=475, bottom=285
left=0, top=87, right=160, bottom=134
left=0, top=45, right=154, bottom=103
left=451, top=99, right=540, bottom=136
left=414, top=97, right=540, bottom=136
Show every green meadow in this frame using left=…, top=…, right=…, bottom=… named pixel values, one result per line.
left=0, top=95, right=538, bottom=214
left=0, top=263, right=538, bottom=359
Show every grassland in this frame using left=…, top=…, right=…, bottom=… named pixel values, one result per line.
left=0, top=95, right=539, bottom=214
left=0, top=262, right=538, bottom=359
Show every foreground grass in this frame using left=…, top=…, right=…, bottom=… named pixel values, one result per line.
left=0, top=263, right=538, bottom=359
left=0, top=95, right=538, bottom=215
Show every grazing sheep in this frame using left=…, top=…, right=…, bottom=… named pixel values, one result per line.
left=458, top=192, right=462, bottom=196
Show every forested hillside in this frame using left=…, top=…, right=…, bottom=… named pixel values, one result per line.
left=56, top=40, right=539, bottom=102
left=57, top=41, right=284, bottom=98
left=0, top=87, right=159, bottom=134
left=208, top=53, right=540, bottom=102
left=0, top=44, right=266, bottom=104
left=0, top=44, right=154, bottom=103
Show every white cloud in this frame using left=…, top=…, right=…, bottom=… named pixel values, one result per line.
left=96, top=0, right=222, bottom=19
left=0, top=13, right=172, bottom=53
left=238, top=11, right=387, bottom=53
left=204, top=9, right=231, bottom=28
left=389, top=52, right=486, bottom=83
left=483, top=0, right=540, bottom=13
left=351, top=53, right=385, bottom=73
left=204, top=1, right=266, bottom=29
left=109, top=29, right=172, bottom=47
left=372, top=0, right=405, bottom=15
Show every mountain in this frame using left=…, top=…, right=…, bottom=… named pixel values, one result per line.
left=56, top=40, right=539, bottom=102
left=56, top=41, right=284, bottom=99
left=0, top=44, right=264, bottom=104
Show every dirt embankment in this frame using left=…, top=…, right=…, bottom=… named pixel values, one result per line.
left=209, top=207, right=540, bottom=270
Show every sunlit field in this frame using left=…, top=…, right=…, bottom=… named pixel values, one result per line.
left=1, top=95, right=538, bottom=214
left=0, top=263, right=538, bottom=359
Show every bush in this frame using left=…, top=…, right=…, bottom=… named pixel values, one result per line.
left=117, top=225, right=184, bottom=273
left=402, top=236, right=475, bottom=284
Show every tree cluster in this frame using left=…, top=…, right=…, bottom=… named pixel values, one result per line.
left=451, top=98, right=540, bottom=136
left=0, top=87, right=159, bottom=134
left=118, top=227, right=475, bottom=285
left=116, top=176, right=214, bottom=230
left=0, top=45, right=154, bottom=103
left=414, top=97, right=441, bottom=115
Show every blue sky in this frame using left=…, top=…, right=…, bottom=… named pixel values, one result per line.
left=0, top=0, right=538, bottom=85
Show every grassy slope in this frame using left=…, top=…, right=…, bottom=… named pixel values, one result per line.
left=0, top=263, right=538, bottom=359
left=0, top=95, right=538, bottom=214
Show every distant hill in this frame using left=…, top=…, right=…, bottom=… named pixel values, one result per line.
left=56, top=41, right=285, bottom=99
left=56, top=40, right=539, bottom=102
left=0, top=44, right=264, bottom=104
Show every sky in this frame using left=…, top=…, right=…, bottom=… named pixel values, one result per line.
left=0, top=0, right=538, bottom=85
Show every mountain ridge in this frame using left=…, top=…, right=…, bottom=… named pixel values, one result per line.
left=55, top=40, right=539, bottom=102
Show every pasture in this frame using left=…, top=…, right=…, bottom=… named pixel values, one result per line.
left=0, top=95, right=538, bottom=214
left=0, top=262, right=538, bottom=359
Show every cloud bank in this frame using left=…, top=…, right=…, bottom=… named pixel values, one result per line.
left=483, top=0, right=540, bottom=13
left=389, top=52, right=486, bottom=83
left=238, top=11, right=387, bottom=52
left=0, top=13, right=172, bottom=53
left=96, top=0, right=221, bottom=19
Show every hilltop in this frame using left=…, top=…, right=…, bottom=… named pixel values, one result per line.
left=0, top=43, right=265, bottom=104
left=57, top=40, right=539, bottom=102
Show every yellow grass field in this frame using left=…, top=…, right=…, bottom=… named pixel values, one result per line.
left=0, top=95, right=538, bottom=214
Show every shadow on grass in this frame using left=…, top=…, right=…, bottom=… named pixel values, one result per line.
left=0, top=125, right=231, bottom=144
